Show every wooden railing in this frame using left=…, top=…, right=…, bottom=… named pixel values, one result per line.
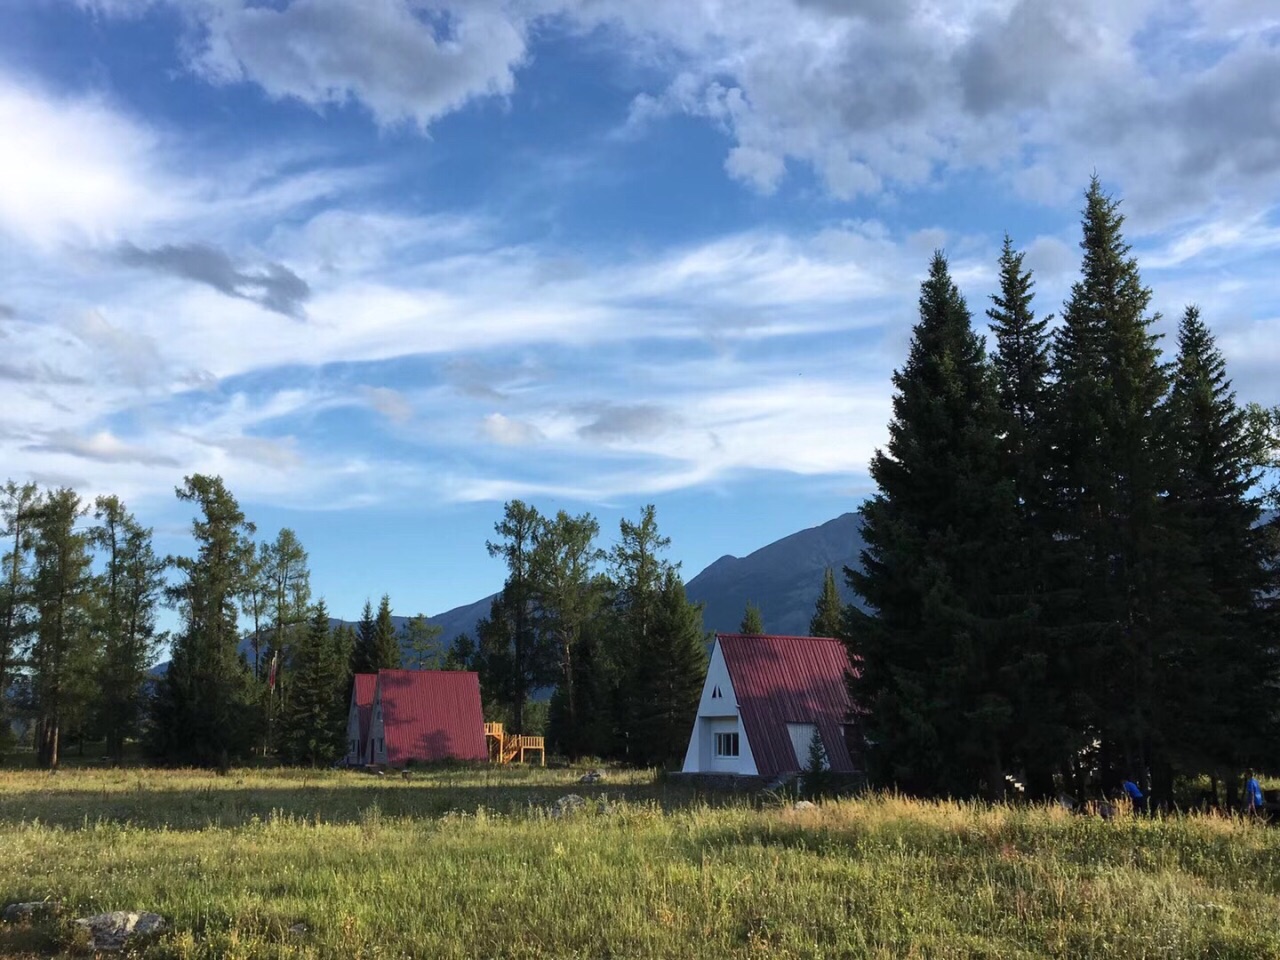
left=484, top=722, right=545, bottom=766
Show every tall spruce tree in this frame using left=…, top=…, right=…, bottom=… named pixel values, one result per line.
left=149, top=475, right=258, bottom=766
left=848, top=251, right=1017, bottom=798
left=372, top=594, right=402, bottom=670
left=1046, top=178, right=1174, bottom=798
left=1, top=481, right=41, bottom=743
left=29, top=488, right=97, bottom=768
left=987, top=235, right=1060, bottom=800
left=350, top=598, right=379, bottom=675
left=279, top=600, right=348, bottom=764
left=810, top=568, right=843, bottom=637
left=627, top=569, right=708, bottom=766
left=1162, top=306, right=1279, bottom=779
left=740, top=602, right=764, bottom=634
left=90, top=496, right=166, bottom=762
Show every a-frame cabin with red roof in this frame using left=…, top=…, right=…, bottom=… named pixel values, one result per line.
left=365, top=669, right=488, bottom=768
left=681, top=633, right=860, bottom=778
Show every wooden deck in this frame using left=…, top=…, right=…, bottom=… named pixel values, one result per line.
left=484, top=722, right=546, bottom=766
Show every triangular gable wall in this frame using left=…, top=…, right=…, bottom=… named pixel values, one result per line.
left=681, top=638, right=759, bottom=775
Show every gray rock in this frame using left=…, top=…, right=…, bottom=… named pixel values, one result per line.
left=550, top=794, right=586, bottom=817
left=2, top=900, right=60, bottom=923
left=73, top=911, right=165, bottom=951
left=792, top=800, right=817, bottom=811
left=578, top=770, right=603, bottom=784
left=288, top=922, right=308, bottom=936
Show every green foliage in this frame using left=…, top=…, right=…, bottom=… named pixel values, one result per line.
left=809, top=567, right=843, bottom=637
left=89, top=495, right=166, bottom=762
left=485, top=500, right=547, bottom=732
left=739, top=601, right=764, bottom=634
left=148, top=475, right=259, bottom=767
left=372, top=594, right=402, bottom=671
left=850, top=251, right=1018, bottom=798
left=535, top=509, right=607, bottom=748
left=278, top=600, right=349, bottom=765
left=803, top=726, right=831, bottom=799
left=28, top=488, right=98, bottom=768
left=404, top=613, right=445, bottom=670
left=1159, top=306, right=1280, bottom=780
left=626, top=569, right=708, bottom=766
left=0, top=481, right=41, bottom=742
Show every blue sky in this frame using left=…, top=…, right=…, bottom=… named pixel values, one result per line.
left=2, top=0, right=1279, bottom=623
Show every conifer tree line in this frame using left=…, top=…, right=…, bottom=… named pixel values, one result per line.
left=847, top=177, right=1280, bottom=805
left=2, top=475, right=709, bottom=768
left=453, top=502, right=709, bottom=765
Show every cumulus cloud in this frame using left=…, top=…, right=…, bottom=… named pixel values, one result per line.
left=116, top=241, right=311, bottom=318
left=187, top=0, right=529, bottom=128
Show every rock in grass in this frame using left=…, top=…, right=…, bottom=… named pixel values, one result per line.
left=2, top=901, right=61, bottom=923
left=73, top=911, right=165, bottom=951
left=792, top=800, right=817, bottom=811
left=550, top=794, right=586, bottom=817
left=578, top=770, right=603, bottom=784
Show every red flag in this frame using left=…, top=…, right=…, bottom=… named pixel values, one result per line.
left=267, top=650, right=279, bottom=691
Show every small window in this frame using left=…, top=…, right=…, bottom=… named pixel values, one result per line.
left=714, top=732, right=739, bottom=758
left=711, top=685, right=722, bottom=699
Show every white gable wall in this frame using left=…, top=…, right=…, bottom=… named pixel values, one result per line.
left=681, top=640, right=758, bottom=776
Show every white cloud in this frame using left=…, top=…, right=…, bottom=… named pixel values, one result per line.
left=188, top=0, right=529, bottom=128
left=481, top=413, right=545, bottom=446
left=0, top=72, right=182, bottom=246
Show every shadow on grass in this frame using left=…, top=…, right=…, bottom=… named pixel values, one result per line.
left=0, top=777, right=750, bottom=830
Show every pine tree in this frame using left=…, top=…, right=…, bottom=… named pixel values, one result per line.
left=240, top=542, right=269, bottom=680
left=485, top=501, right=547, bottom=731
left=809, top=568, right=843, bottom=637
left=740, top=602, right=764, bottom=634
left=404, top=614, right=444, bottom=669
left=1162, top=306, right=1280, bottom=779
left=0, top=481, right=41, bottom=743
left=987, top=235, right=1060, bottom=800
left=533, top=510, right=605, bottom=745
left=279, top=600, right=348, bottom=765
left=611, top=505, right=674, bottom=757
left=372, top=594, right=401, bottom=670
left=262, top=528, right=311, bottom=700
left=848, top=251, right=1017, bottom=798
left=1046, top=178, right=1174, bottom=798
left=148, top=475, right=258, bottom=766
left=90, top=496, right=166, bottom=762
left=627, top=569, right=708, bottom=766
left=350, top=599, right=378, bottom=675
left=29, top=488, right=98, bottom=768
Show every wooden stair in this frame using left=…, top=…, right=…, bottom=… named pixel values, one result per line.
left=484, top=722, right=545, bottom=766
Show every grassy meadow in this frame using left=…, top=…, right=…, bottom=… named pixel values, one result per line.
left=2, top=766, right=1280, bottom=959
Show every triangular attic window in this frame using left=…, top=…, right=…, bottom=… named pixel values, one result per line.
left=711, top=685, right=722, bottom=699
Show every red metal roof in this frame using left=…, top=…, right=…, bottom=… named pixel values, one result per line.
left=375, top=669, right=487, bottom=766
left=716, top=634, right=859, bottom=778
left=352, top=673, right=377, bottom=746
